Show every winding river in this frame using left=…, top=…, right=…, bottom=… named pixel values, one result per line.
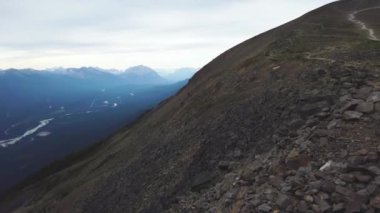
left=0, top=118, right=54, bottom=148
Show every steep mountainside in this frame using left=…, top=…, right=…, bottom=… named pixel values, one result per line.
left=1, top=0, right=380, bottom=212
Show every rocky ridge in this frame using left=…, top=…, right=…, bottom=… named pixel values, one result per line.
left=170, top=64, right=380, bottom=212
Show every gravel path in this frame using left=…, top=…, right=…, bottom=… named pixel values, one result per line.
left=348, top=7, right=380, bottom=41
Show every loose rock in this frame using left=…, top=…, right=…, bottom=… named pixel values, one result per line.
left=343, top=111, right=363, bottom=120
left=355, top=102, right=374, bottom=113
left=332, top=203, right=345, bottom=212
left=370, top=195, right=380, bottom=209
left=367, top=92, right=380, bottom=102
left=257, top=203, right=272, bottom=212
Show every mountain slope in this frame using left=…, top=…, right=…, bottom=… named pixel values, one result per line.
left=1, top=0, right=380, bottom=212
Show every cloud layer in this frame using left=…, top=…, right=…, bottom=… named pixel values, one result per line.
left=0, top=0, right=335, bottom=69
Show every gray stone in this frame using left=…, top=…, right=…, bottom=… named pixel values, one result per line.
left=354, top=86, right=373, bottom=100
left=334, top=179, right=346, bottom=186
left=327, top=119, right=339, bottom=129
left=294, top=190, right=303, bottom=197
left=285, top=149, right=311, bottom=170
left=305, top=118, right=319, bottom=127
left=354, top=173, right=372, bottom=183
left=320, top=137, right=329, bottom=146
left=318, top=192, right=330, bottom=200
left=241, top=161, right=262, bottom=181
left=355, top=102, right=374, bottom=113
left=298, top=200, right=309, bottom=212
left=357, top=189, right=370, bottom=198
left=335, top=185, right=354, bottom=195
left=372, top=176, right=380, bottom=185
left=321, top=180, right=335, bottom=193
left=371, top=112, right=380, bottom=120
left=366, top=183, right=377, bottom=195
left=322, top=107, right=330, bottom=112
left=332, top=203, right=345, bottom=212
left=304, top=195, right=314, bottom=203
left=343, top=111, right=363, bottom=120
left=375, top=102, right=380, bottom=112
left=348, top=156, right=367, bottom=165
left=249, top=195, right=261, bottom=207
left=289, top=118, right=304, bottom=128
left=339, top=94, right=351, bottom=102
left=276, top=194, right=291, bottom=209
left=346, top=194, right=368, bottom=212
left=309, top=181, right=322, bottom=190
left=191, top=171, right=216, bottom=190
left=225, top=189, right=238, bottom=199
left=353, top=148, right=369, bottom=155
left=340, top=173, right=355, bottom=182
left=367, top=92, right=380, bottom=102
left=342, top=82, right=353, bottom=88
left=340, top=99, right=363, bottom=112
left=312, top=204, right=321, bottom=212
left=300, top=101, right=329, bottom=116
left=217, top=161, right=230, bottom=170
left=233, top=148, right=242, bottom=159
left=319, top=160, right=347, bottom=172
left=370, top=195, right=380, bottom=209
left=316, top=112, right=330, bottom=118
left=257, top=203, right=272, bottom=212
left=314, top=129, right=332, bottom=137
left=368, top=166, right=380, bottom=175
left=317, top=200, right=331, bottom=212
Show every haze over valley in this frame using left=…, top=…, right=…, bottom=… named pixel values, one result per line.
left=0, top=66, right=196, bottom=194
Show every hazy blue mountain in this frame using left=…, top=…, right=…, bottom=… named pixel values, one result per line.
left=161, top=67, right=198, bottom=82
left=52, top=67, right=118, bottom=81
left=0, top=67, right=188, bottom=195
left=120, top=65, right=169, bottom=85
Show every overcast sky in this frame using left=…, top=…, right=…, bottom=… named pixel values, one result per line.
left=0, top=0, right=336, bottom=70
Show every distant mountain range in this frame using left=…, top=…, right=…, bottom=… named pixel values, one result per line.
left=0, top=65, right=198, bottom=84
left=40, top=65, right=198, bottom=84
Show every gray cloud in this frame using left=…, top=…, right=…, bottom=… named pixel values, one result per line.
left=0, top=0, right=336, bottom=69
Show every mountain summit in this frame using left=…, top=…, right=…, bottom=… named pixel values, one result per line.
left=1, top=0, right=380, bottom=212
left=120, top=65, right=169, bottom=85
